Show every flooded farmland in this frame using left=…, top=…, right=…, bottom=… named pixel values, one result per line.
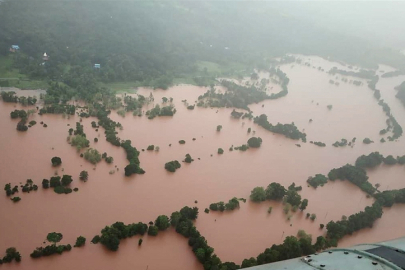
left=1, top=56, right=405, bottom=269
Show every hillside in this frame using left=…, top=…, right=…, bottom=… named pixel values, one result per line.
left=1, top=0, right=404, bottom=89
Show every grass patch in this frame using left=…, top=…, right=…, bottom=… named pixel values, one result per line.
left=100, top=81, right=140, bottom=94
left=0, top=55, right=30, bottom=79
left=8, top=79, right=49, bottom=89
left=197, top=61, right=222, bottom=74
left=0, top=55, right=48, bottom=89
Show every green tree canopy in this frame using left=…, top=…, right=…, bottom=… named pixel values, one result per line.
left=247, top=137, right=262, bottom=148
left=250, top=187, right=266, bottom=202
left=47, top=232, right=63, bottom=243
left=265, top=183, right=286, bottom=201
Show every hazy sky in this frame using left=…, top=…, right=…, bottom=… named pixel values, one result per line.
left=272, top=1, right=405, bottom=48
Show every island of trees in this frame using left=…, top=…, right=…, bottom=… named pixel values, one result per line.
left=254, top=114, right=306, bottom=142
left=250, top=182, right=307, bottom=212
left=328, top=67, right=375, bottom=80
left=74, top=236, right=86, bottom=247
left=247, top=137, right=262, bottom=148
left=51, top=157, right=62, bottom=166
left=196, top=70, right=289, bottom=111
left=209, top=197, right=241, bottom=212
left=30, top=232, right=72, bottom=258
left=0, top=247, right=21, bottom=264
left=307, top=174, right=328, bottom=188
left=184, top=154, right=194, bottom=163
left=309, top=141, right=326, bottom=147
left=145, top=104, right=176, bottom=119
left=332, top=138, right=348, bottom=147
left=165, top=160, right=181, bottom=172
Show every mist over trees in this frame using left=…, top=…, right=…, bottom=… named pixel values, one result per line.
left=1, top=0, right=405, bottom=90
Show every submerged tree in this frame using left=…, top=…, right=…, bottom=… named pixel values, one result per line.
left=79, top=171, right=88, bottom=181
left=83, top=148, right=102, bottom=164
left=51, top=157, right=62, bottom=166
left=74, top=236, right=86, bottom=247
left=247, top=137, right=262, bottom=148
left=47, top=232, right=63, bottom=243
left=250, top=187, right=266, bottom=202
left=165, top=160, right=181, bottom=172
left=265, top=183, right=286, bottom=201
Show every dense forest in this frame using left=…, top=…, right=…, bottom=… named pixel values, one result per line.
left=1, top=0, right=405, bottom=91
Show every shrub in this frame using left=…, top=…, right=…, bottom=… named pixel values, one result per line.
left=247, top=137, right=262, bottom=148
left=91, top=236, right=101, bottom=244
left=47, top=232, right=63, bottom=243
left=184, top=154, right=194, bottom=163
left=155, top=215, right=170, bottom=231
left=71, top=135, right=90, bottom=150
left=54, top=186, right=72, bottom=194
left=165, top=160, right=181, bottom=172
left=74, top=236, right=86, bottom=247
left=148, top=225, right=159, bottom=236
left=79, top=171, right=88, bottom=181
left=84, top=148, right=102, bottom=164
left=124, top=163, right=145, bottom=176
left=49, top=176, right=61, bottom=187
left=363, top=138, right=374, bottom=144
left=105, top=156, right=114, bottom=164
left=61, top=175, right=73, bottom=186
left=42, top=179, right=50, bottom=189
left=307, top=174, right=328, bottom=188
left=51, top=157, right=62, bottom=166
left=1, top=247, right=21, bottom=263
left=11, top=197, right=21, bottom=203
left=250, top=187, right=266, bottom=202
left=147, top=145, right=155, bottom=151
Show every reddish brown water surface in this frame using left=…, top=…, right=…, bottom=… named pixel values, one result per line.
left=1, top=57, right=405, bottom=269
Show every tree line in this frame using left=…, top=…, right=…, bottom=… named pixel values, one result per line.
left=254, top=114, right=306, bottom=142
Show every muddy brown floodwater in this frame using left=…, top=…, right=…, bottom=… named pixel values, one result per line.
left=1, top=56, right=405, bottom=269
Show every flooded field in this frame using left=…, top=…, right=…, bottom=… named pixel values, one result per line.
left=1, top=56, right=405, bottom=269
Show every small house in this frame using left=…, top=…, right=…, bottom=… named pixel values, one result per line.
left=9, top=45, right=20, bottom=52
left=94, top=64, right=101, bottom=69
left=42, top=52, right=49, bottom=61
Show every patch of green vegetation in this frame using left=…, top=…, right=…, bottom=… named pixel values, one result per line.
left=197, top=61, right=222, bottom=74
left=172, top=77, right=197, bottom=85
left=0, top=55, right=22, bottom=78
left=209, top=197, right=240, bottom=211
left=74, top=236, right=86, bottom=247
left=100, top=81, right=139, bottom=94
left=0, top=56, right=48, bottom=89
left=11, top=197, right=21, bottom=203
left=47, top=232, right=63, bottom=243
left=165, top=160, right=181, bottom=172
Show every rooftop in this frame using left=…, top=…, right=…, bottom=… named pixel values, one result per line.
left=246, top=237, right=405, bottom=270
